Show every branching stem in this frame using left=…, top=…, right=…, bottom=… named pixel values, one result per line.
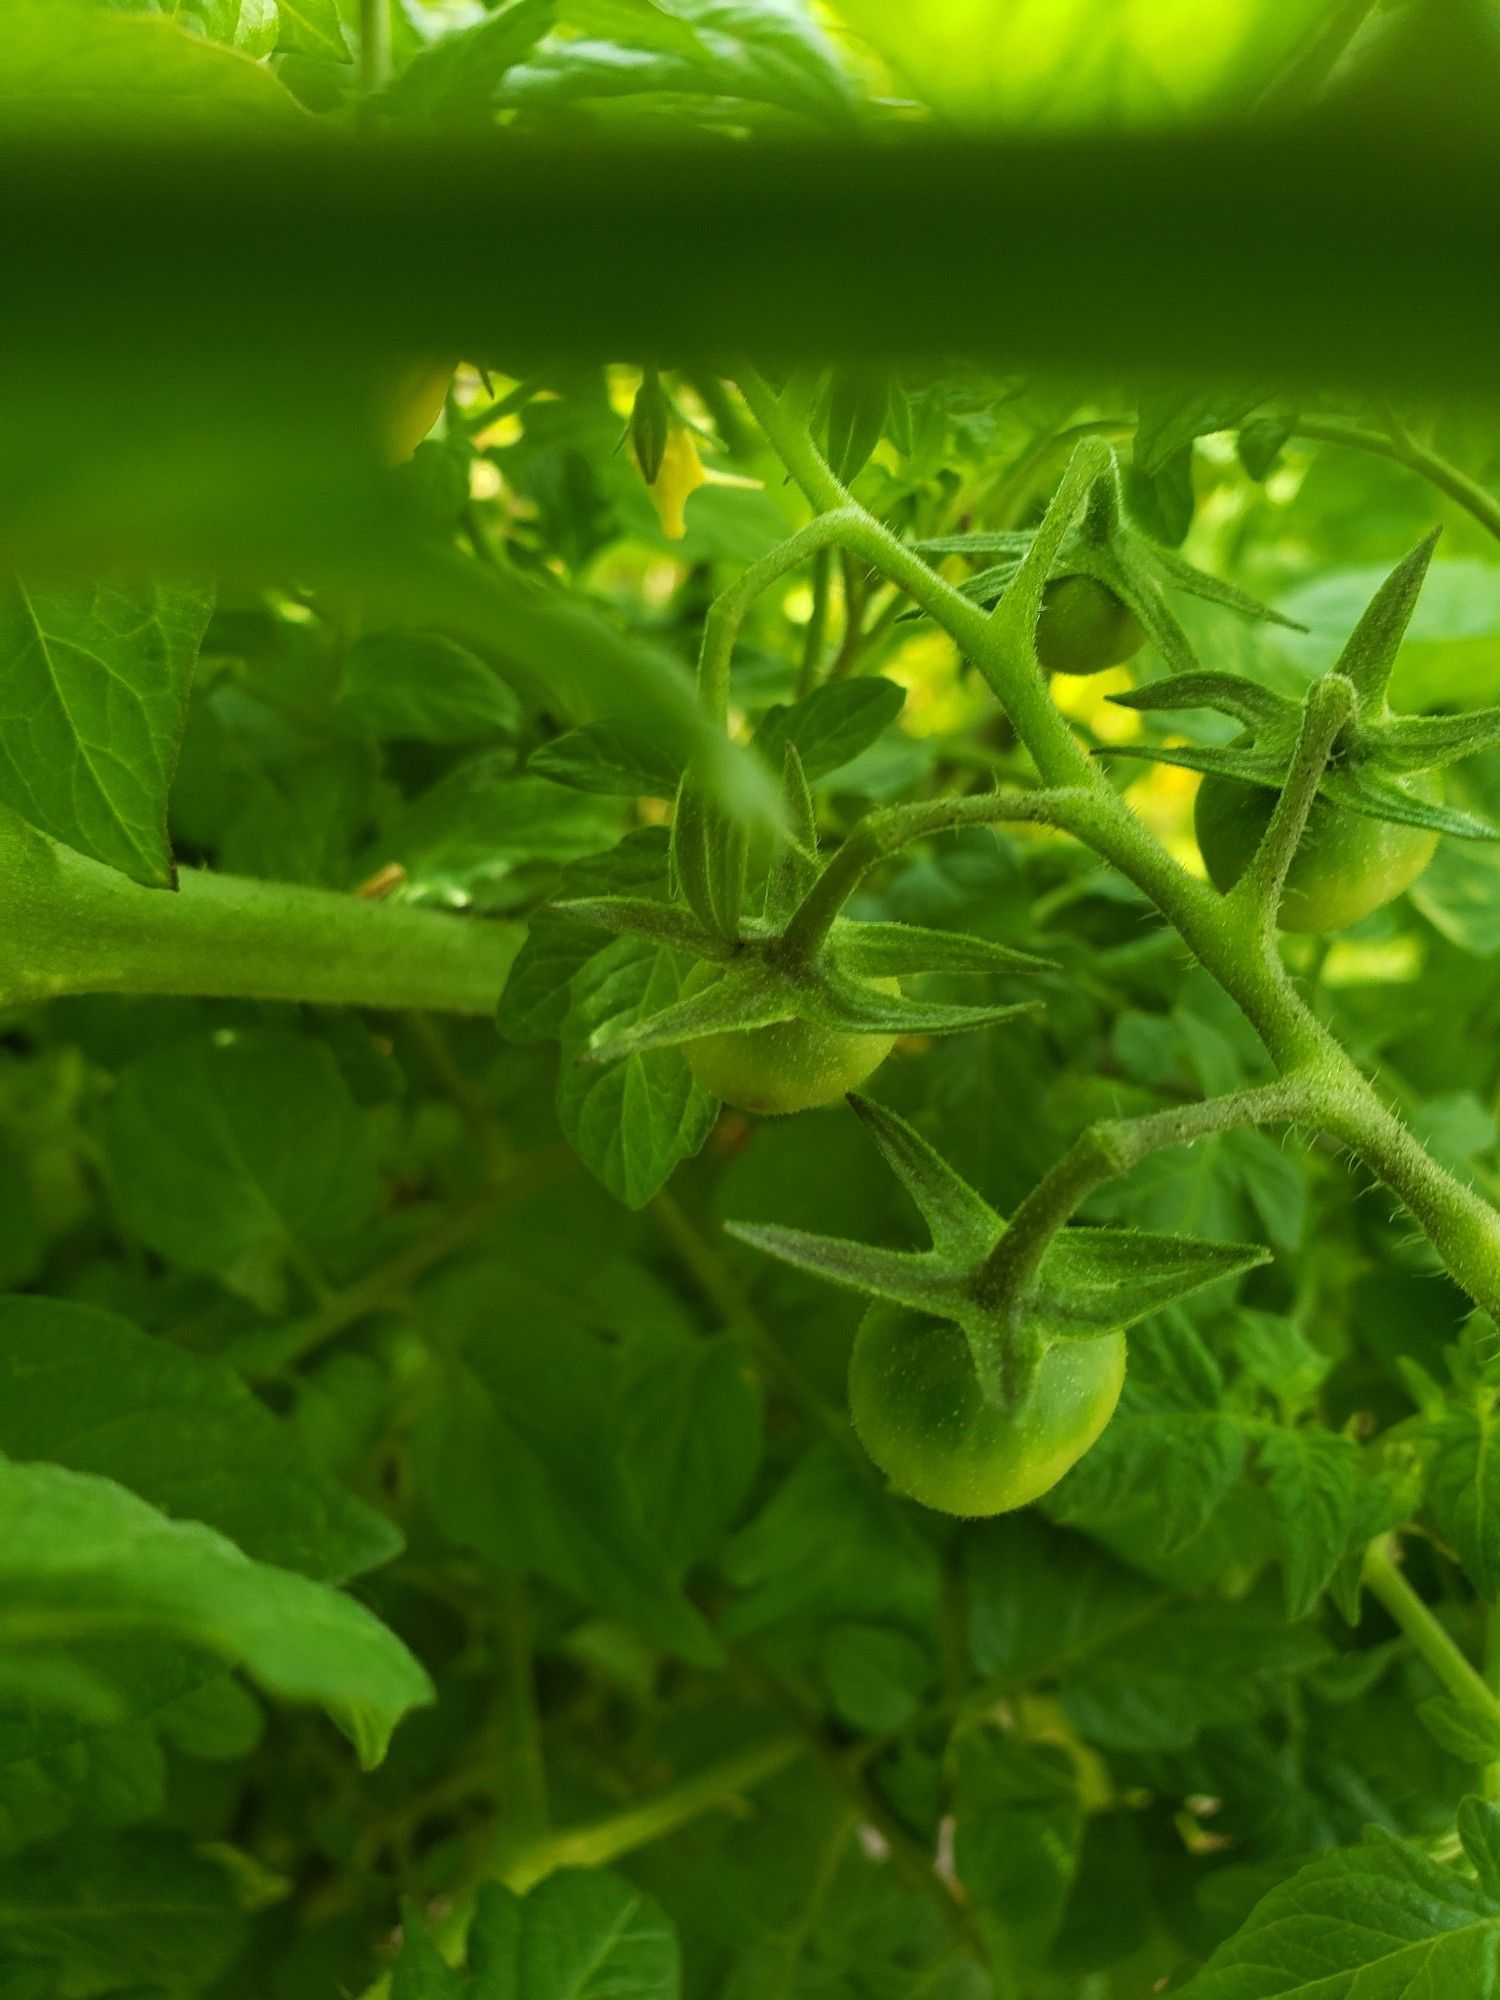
left=735, top=367, right=1500, bottom=1325
left=974, top=1080, right=1317, bottom=1318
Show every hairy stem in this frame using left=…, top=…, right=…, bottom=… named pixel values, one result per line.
left=0, top=814, right=521, bottom=1016
left=975, top=1080, right=1317, bottom=1316
left=1230, top=673, right=1355, bottom=932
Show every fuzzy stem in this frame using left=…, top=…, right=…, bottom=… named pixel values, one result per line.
left=697, top=510, right=861, bottom=722
left=1229, top=672, right=1355, bottom=931
left=974, top=1080, right=1315, bottom=1316
left=776, top=787, right=1076, bottom=964
left=0, top=815, right=520, bottom=1017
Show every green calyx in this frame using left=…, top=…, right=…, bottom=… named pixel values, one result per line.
left=560, top=744, right=1052, bottom=1088
left=1107, top=531, right=1500, bottom=845
left=727, top=1094, right=1268, bottom=1445
left=918, top=449, right=1301, bottom=675
left=628, top=366, right=672, bottom=486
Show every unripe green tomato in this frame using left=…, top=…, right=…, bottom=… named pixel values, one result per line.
left=1194, top=770, right=1441, bottom=933
left=679, top=963, right=899, bottom=1116
left=848, top=1302, right=1126, bottom=1516
left=1035, top=575, right=1146, bottom=676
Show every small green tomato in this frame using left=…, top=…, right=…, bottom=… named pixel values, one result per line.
left=679, top=964, right=899, bottom=1117
left=1035, top=575, right=1146, bottom=676
left=848, top=1302, right=1126, bottom=1516
left=1194, top=771, right=1441, bottom=933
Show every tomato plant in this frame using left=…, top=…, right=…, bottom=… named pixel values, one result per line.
left=4, top=6, right=1500, bottom=2000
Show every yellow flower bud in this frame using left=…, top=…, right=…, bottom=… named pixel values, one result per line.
left=648, top=420, right=706, bottom=540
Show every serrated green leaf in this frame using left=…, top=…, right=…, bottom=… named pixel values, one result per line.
left=0, top=1458, right=431, bottom=1766
left=1257, top=1426, right=1361, bottom=1620
left=1425, top=1404, right=1500, bottom=1599
left=417, top=1872, right=681, bottom=2000
left=275, top=0, right=347, bottom=60
left=530, top=722, right=679, bottom=797
left=560, top=936, right=718, bottom=1203
left=409, top=1268, right=719, bottom=1664
left=104, top=1030, right=379, bottom=1310
left=0, top=578, right=211, bottom=886
left=498, top=827, right=671, bottom=1043
left=822, top=367, right=888, bottom=484
left=754, top=676, right=905, bottom=784
left=1419, top=1694, right=1500, bottom=1765
left=380, top=0, right=554, bottom=121
left=338, top=628, right=520, bottom=744
left=0, top=1832, right=247, bottom=1994
left=953, top=1732, right=1081, bottom=1964
left=0, top=1296, right=398, bottom=1584
left=616, top=1335, right=763, bottom=1576
left=1175, top=1802, right=1500, bottom=1997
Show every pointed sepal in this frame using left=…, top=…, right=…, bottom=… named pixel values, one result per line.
left=846, top=1094, right=1000, bottom=1261
left=803, top=972, right=1041, bottom=1039
left=1147, top=542, right=1307, bottom=631
left=583, top=964, right=794, bottom=1064
left=764, top=743, right=820, bottom=927
left=835, top=920, right=1055, bottom=979
left=1322, top=768, right=1497, bottom=842
left=1334, top=530, right=1440, bottom=714
left=1110, top=673, right=1296, bottom=735
left=1102, top=741, right=1288, bottom=787
left=671, top=775, right=747, bottom=940
left=723, top=1220, right=972, bottom=1319
left=1035, top=1227, right=1271, bottom=1341
left=553, top=896, right=731, bottom=958
left=1373, top=707, right=1500, bottom=773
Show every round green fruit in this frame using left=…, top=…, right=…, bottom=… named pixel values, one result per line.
left=1194, top=770, right=1440, bottom=933
left=1035, top=575, right=1146, bottom=676
left=847, top=1303, right=1126, bottom=1516
left=679, top=964, right=898, bottom=1116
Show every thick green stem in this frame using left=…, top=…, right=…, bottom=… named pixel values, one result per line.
left=777, top=787, right=1075, bottom=964
left=0, top=813, right=521, bottom=1016
left=501, top=1733, right=801, bottom=1894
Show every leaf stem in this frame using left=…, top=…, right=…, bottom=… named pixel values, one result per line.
left=1363, top=1537, right=1500, bottom=1723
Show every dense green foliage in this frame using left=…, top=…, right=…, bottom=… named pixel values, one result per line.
left=4, top=3, right=1500, bottom=1999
